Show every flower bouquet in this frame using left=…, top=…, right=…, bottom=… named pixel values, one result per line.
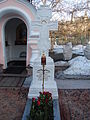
left=27, top=91, right=54, bottom=120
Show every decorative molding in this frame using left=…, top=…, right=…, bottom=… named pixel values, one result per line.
left=0, top=0, right=7, bottom=4
left=16, top=0, right=36, bottom=17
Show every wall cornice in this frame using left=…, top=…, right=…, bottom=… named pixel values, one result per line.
left=0, top=0, right=7, bottom=4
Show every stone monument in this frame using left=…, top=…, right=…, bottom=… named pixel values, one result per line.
left=63, top=42, right=72, bottom=60
left=28, top=1, right=58, bottom=99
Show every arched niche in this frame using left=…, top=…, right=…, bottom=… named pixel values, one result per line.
left=5, top=18, right=27, bottom=65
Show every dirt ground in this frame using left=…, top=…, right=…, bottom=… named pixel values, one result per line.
left=59, top=89, right=90, bottom=120
left=0, top=87, right=28, bottom=120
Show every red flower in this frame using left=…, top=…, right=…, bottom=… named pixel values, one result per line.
left=45, top=99, right=48, bottom=103
left=47, top=92, right=49, bottom=94
left=43, top=91, right=46, bottom=95
left=39, top=92, right=42, bottom=95
left=38, top=97, right=41, bottom=101
left=32, top=97, right=35, bottom=102
left=49, top=93, right=51, bottom=96
left=37, top=100, right=40, bottom=106
left=50, top=96, right=52, bottom=100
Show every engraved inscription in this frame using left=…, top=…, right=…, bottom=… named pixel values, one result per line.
left=37, top=69, right=50, bottom=81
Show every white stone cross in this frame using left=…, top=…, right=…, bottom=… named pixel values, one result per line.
left=28, top=5, right=58, bottom=99
left=31, top=20, right=58, bottom=56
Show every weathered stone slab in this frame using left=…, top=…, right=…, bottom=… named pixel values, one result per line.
left=63, top=42, right=72, bottom=60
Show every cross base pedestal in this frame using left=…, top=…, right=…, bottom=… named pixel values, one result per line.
left=28, top=80, right=58, bottom=99
left=28, top=56, right=58, bottom=99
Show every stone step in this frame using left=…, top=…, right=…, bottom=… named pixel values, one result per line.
left=0, top=73, right=28, bottom=77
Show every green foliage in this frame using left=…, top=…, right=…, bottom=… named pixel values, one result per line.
left=28, top=91, right=54, bottom=120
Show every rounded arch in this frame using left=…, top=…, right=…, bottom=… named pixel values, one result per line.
left=0, top=5, right=36, bottom=68
left=0, top=6, right=33, bottom=29
left=3, top=17, right=28, bottom=68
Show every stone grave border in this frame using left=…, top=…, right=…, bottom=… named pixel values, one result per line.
left=22, top=98, right=61, bottom=120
